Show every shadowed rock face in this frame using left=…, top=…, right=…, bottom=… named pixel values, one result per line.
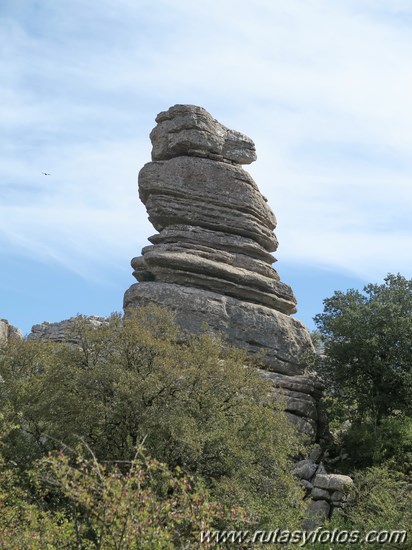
left=124, top=104, right=321, bottom=440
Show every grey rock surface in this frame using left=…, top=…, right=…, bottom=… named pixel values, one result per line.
left=300, top=479, right=314, bottom=491
left=309, top=445, right=323, bottom=462
left=303, top=500, right=331, bottom=530
left=292, top=453, right=354, bottom=518
left=330, top=490, right=345, bottom=504
left=124, top=105, right=320, bottom=440
left=0, top=319, right=23, bottom=343
left=0, top=320, right=7, bottom=343
left=292, top=460, right=318, bottom=481
left=311, top=487, right=331, bottom=501
left=314, top=474, right=354, bottom=492
left=28, top=316, right=108, bottom=343
left=150, top=104, right=256, bottom=164
left=148, top=225, right=277, bottom=264
left=134, top=244, right=295, bottom=313
left=139, top=156, right=278, bottom=252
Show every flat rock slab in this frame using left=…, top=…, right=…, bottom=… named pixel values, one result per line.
left=148, top=225, right=277, bottom=264
left=314, top=474, right=354, bottom=492
left=134, top=245, right=296, bottom=313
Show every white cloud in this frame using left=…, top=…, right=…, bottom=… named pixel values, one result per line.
left=0, top=0, right=411, bottom=293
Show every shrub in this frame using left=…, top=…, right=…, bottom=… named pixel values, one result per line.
left=0, top=305, right=306, bottom=532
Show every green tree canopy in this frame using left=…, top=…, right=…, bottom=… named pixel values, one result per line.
left=0, top=305, right=306, bottom=532
left=314, top=273, right=412, bottom=425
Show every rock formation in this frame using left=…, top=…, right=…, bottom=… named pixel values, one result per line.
left=0, top=319, right=23, bottom=343
left=293, top=453, right=354, bottom=528
left=28, top=317, right=108, bottom=344
left=124, top=105, right=322, bottom=441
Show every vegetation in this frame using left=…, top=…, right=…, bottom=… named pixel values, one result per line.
left=2, top=272, right=412, bottom=547
left=311, top=273, right=412, bottom=471
left=305, top=273, right=412, bottom=548
left=314, top=273, right=412, bottom=423
left=313, top=466, right=412, bottom=550
left=0, top=305, right=305, bottom=547
left=0, top=429, right=240, bottom=549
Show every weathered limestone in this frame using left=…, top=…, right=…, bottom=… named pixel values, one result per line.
left=139, top=157, right=277, bottom=252
left=0, top=319, right=23, bottom=343
left=124, top=104, right=319, bottom=440
left=150, top=104, right=257, bottom=164
left=303, top=500, right=331, bottom=530
left=0, top=320, right=8, bottom=343
left=293, top=455, right=354, bottom=521
left=313, top=474, right=354, bottom=493
left=28, top=317, right=108, bottom=343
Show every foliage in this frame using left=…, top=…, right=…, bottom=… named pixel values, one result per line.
left=0, top=433, right=244, bottom=549
left=314, top=273, right=412, bottom=424
left=339, top=415, right=412, bottom=473
left=310, top=273, right=412, bottom=469
left=0, top=414, right=75, bottom=549
left=309, top=330, right=324, bottom=355
left=319, top=466, right=412, bottom=550
left=0, top=305, right=306, bottom=533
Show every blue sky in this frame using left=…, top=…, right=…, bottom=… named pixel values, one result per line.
left=1, top=0, right=411, bottom=335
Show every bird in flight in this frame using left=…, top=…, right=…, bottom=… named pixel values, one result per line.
left=42, top=172, right=51, bottom=176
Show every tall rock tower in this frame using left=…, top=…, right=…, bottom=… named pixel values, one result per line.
left=124, top=105, right=321, bottom=440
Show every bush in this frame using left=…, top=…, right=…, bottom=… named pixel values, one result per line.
left=0, top=436, right=244, bottom=548
left=314, top=274, right=412, bottom=425
left=321, top=466, right=412, bottom=550
left=0, top=305, right=306, bottom=532
left=338, top=416, right=412, bottom=472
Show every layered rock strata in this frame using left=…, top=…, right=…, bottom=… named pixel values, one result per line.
left=28, top=317, right=108, bottom=344
left=124, top=105, right=322, bottom=440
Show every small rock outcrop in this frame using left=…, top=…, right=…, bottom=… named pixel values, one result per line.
left=293, top=453, right=354, bottom=527
left=0, top=319, right=23, bottom=343
left=124, top=105, right=322, bottom=440
left=28, top=317, right=108, bottom=343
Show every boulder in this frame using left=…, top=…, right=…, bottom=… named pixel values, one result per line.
left=292, top=460, right=318, bottom=481
left=150, top=104, right=256, bottom=164
left=311, top=487, right=331, bottom=501
left=314, top=474, right=354, bottom=492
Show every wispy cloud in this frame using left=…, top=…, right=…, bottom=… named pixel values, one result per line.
left=0, top=0, right=411, bottom=298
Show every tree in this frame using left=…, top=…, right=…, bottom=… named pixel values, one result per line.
left=311, top=466, right=411, bottom=550
left=0, top=305, right=306, bottom=531
left=313, top=273, right=412, bottom=468
left=0, top=424, right=244, bottom=549
left=314, top=273, right=412, bottom=423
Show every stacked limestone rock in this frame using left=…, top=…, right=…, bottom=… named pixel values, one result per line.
left=293, top=451, right=354, bottom=526
left=124, top=105, right=323, bottom=441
